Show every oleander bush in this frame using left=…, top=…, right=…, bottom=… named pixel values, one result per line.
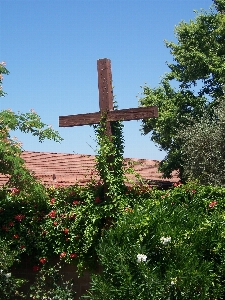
left=85, top=182, right=225, bottom=300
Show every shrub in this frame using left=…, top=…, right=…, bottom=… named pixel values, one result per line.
left=180, top=96, right=225, bottom=185
left=85, top=183, right=225, bottom=300
left=29, top=262, right=76, bottom=300
left=0, top=238, right=26, bottom=299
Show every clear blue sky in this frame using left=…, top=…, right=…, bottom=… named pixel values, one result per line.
left=1, top=0, right=212, bottom=160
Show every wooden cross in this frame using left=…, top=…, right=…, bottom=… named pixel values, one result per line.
left=59, top=58, right=158, bottom=135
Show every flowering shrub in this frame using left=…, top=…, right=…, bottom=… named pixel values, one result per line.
left=0, top=238, right=26, bottom=299
left=85, top=182, right=225, bottom=299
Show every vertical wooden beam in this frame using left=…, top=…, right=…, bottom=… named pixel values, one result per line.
left=97, top=59, right=114, bottom=138
left=97, top=58, right=113, bottom=111
left=97, top=59, right=115, bottom=199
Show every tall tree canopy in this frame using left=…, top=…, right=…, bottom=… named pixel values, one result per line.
left=140, top=0, right=225, bottom=181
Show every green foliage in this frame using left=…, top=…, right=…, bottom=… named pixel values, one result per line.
left=0, top=172, right=147, bottom=275
left=0, top=108, right=63, bottom=190
left=94, top=111, right=126, bottom=201
left=139, top=0, right=225, bottom=180
left=29, top=262, right=76, bottom=300
left=179, top=96, right=225, bottom=185
left=0, top=238, right=26, bottom=299
left=85, top=183, right=225, bottom=300
left=213, top=0, right=225, bottom=14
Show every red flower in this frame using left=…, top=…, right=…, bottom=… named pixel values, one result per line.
left=173, top=182, right=182, bottom=187
left=33, top=265, right=40, bottom=272
left=39, top=257, right=47, bottom=264
left=11, top=188, right=20, bottom=195
left=53, top=221, right=58, bottom=226
left=192, top=190, right=196, bottom=193
left=48, top=210, right=56, bottom=218
left=95, top=197, right=101, bottom=203
left=8, top=222, right=14, bottom=227
left=60, top=252, right=66, bottom=258
left=13, top=234, right=19, bottom=239
left=50, top=198, right=55, bottom=204
left=63, top=228, right=69, bottom=234
left=124, top=207, right=133, bottom=213
left=70, top=253, right=78, bottom=258
left=14, top=214, right=25, bottom=222
left=20, top=245, right=25, bottom=249
left=73, top=200, right=79, bottom=205
left=209, top=201, right=218, bottom=208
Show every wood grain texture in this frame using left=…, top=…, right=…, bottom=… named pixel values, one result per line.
left=59, top=106, right=158, bottom=127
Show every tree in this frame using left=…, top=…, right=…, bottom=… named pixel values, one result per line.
left=139, top=0, right=225, bottom=181
left=180, top=94, right=225, bottom=186
left=0, top=62, right=63, bottom=190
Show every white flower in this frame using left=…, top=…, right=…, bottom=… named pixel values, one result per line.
left=137, top=253, right=147, bottom=263
left=5, top=273, right=11, bottom=278
left=170, top=277, right=177, bottom=285
left=160, top=236, right=171, bottom=245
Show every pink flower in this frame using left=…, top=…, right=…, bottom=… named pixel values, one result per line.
left=209, top=201, right=218, bottom=208
left=48, top=210, right=56, bottom=218
left=60, top=252, right=66, bottom=258
left=50, top=198, right=55, bottom=204
left=63, top=228, right=69, bottom=234
left=11, top=188, right=20, bottom=195
left=73, top=200, right=79, bottom=205
left=14, top=214, right=25, bottom=222
left=39, top=258, right=47, bottom=264
left=173, top=182, right=182, bottom=187
left=70, top=253, right=78, bottom=258
left=124, top=207, right=133, bottom=213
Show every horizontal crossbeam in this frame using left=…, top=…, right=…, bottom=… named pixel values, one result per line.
left=59, top=106, right=158, bottom=127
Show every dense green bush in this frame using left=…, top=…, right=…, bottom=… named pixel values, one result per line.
left=85, top=182, right=225, bottom=300
left=180, top=96, right=225, bottom=185
left=0, top=238, right=26, bottom=299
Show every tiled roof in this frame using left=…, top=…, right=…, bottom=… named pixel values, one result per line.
left=0, top=151, right=179, bottom=187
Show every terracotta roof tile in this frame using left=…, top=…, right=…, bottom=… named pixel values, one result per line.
left=0, top=151, right=179, bottom=187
